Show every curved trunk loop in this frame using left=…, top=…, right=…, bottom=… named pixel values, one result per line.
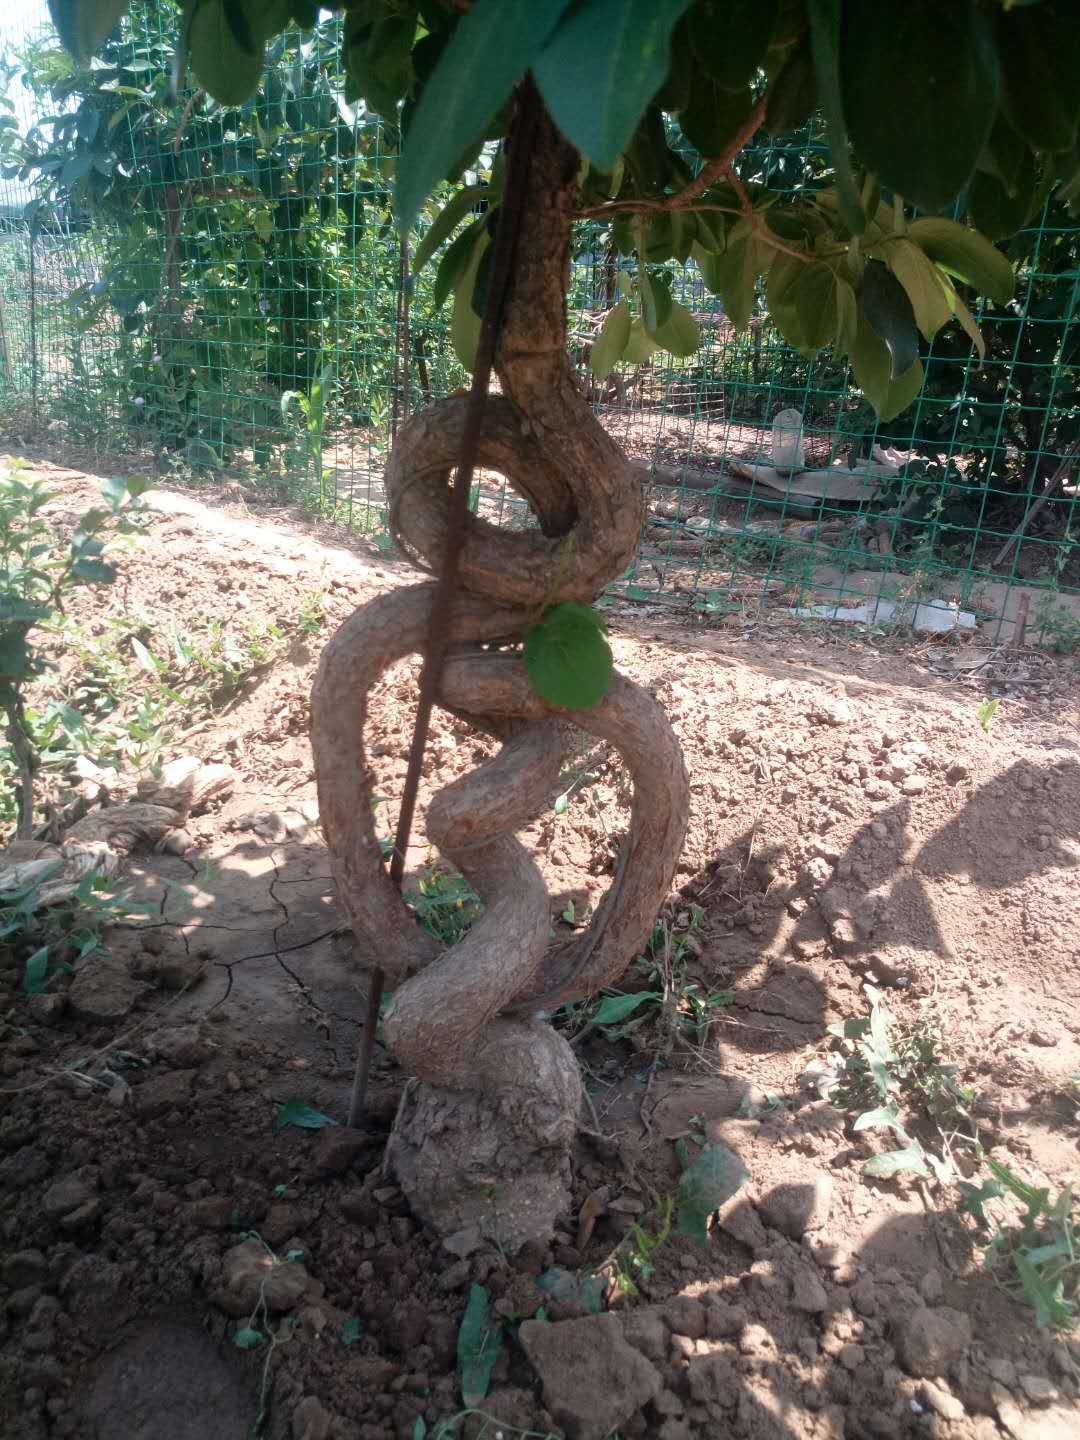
left=310, top=104, right=689, bottom=1252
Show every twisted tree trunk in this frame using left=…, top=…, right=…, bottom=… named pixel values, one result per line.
left=310, top=105, right=689, bottom=1254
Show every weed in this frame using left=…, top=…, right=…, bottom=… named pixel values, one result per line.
left=557, top=907, right=732, bottom=1049
left=228, top=1232, right=301, bottom=1434
left=1, top=465, right=150, bottom=836
left=297, top=581, right=329, bottom=635
left=821, top=985, right=976, bottom=1182
left=1032, top=593, right=1080, bottom=655
left=1, top=861, right=153, bottom=995
left=405, top=865, right=482, bottom=947
left=978, top=697, right=1001, bottom=734
left=961, top=1160, right=1078, bottom=1329
left=822, top=986, right=1078, bottom=1328
left=611, top=1195, right=673, bottom=1295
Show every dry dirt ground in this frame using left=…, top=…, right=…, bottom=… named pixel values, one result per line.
left=1, top=454, right=1079, bottom=1440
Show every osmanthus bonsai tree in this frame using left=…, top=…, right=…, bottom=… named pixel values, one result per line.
left=52, top=0, right=1080, bottom=1252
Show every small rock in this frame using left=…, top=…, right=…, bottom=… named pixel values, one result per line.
left=1019, top=1376, right=1058, bottom=1405
left=292, top=1395, right=332, bottom=1440
left=901, top=775, right=928, bottom=795
left=839, top=1344, right=865, bottom=1372
left=68, top=958, right=146, bottom=1024
left=26, top=993, right=66, bottom=1025
left=894, top=1306, right=971, bottom=1378
left=261, top=1203, right=304, bottom=1248
left=43, top=1174, right=97, bottom=1222
left=852, top=1278, right=880, bottom=1317
left=135, top=1069, right=196, bottom=1117
left=187, top=1196, right=233, bottom=1230
left=663, top=1298, right=706, bottom=1340
left=131, top=950, right=207, bottom=991
left=2, top=1250, right=47, bottom=1288
left=0, top=1145, right=49, bottom=1190
left=311, top=1127, right=370, bottom=1176
left=790, top=1268, right=829, bottom=1313
left=1028, top=1029, right=1058, bottom=1048
left=923, top=1381, right=965, bottom=1421
left=987, top=1359, right=1017, bottom=1387
left=217, top=1239, right=310, bottom=1318
left=946, top=764, right=970, bottom=784
left=704, top=1299, right=746, bottom=1340
left=919, top=1270, right=943, bottom=1304
left=520, top=1313, right=662, bottom=1440
left=757, top=1173, right=834, bottom=1239
left=148, top=1024, right=210, bottom=1067
left=620, top=1309, right=669, bottom=1364
left=717, top=1197, right=769, bottom=1253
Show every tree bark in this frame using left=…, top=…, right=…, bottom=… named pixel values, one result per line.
left=310, top=101, right=689, bottom=1253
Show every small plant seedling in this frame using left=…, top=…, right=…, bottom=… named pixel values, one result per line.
left=978, top=697, right=1001, bottom=734
left=457, top=1284, right=503, bottom=1409
left=273, top=1096, right=338, bottom=1134
left=405, top=866, right=482, bottom=947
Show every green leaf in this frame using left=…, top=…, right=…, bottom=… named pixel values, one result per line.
left=0, top=600, right=51, bottom=625
left=997, top=0, right=1080, bottom=155
left=623, top=317, right=658, bottom=365
left=841, top=0, right=999, bottom=213
left=48, top=0, right=127, bottom=59
left=187, top=0, right=264, bottom=107
left=523, top=603, right=614, bottom=711
left=1013, top=1251, right=1072, bottom=1330
left=640, top=270, right=673, bottom=338
left=906, top=218, right=1014, bottom=305
left=458, top=1284, right=502, bottom=1409
left=232, top=1325, right=264, bottom=1350
left=450, top=229, right=490, bottom=372
left=0, top=630, right=30, bottom=679
left=652, top=301, right=700, bottom=359
left=592, top=991, right=660, bottom=1027
left=70, top=557, right=116, bottom=584
left=863, top=1140, right=930, bottom=1180
left=340, top=1316, right=364, bottom=1346
left=413, top=186, right=489, bottom=274
left=676, top=1143, right=749, bottom=1245
left=794, top=261, right=845, bottom=352
left=412, top=1419, right=428, bottom=1440
left=21, top=946, right=50, bottom=996
left=396, top=0, right=570, bottom=234
left=957, top=1179, right=1003, bottom=1229
left=852, top=1102, right=906, bottom=1136
left=806, top=0, right=864, bottom=235
left=130, top=637, right=158, bottom=674
left=764, top=37, right=815, bottom=137
left=432, top=217, right=485, bottom=310
left=967, top=154, right=1037, bottom=243
left=534, top=0, right=695, bottom=173
left=679, top=68, right=751, bottom=157
left=536, top=1267, right=605, bottom=1314
left=691, top=0, right=778, bottom=92
left=851, top=315, right=924, bottom=423
left=861, top=261, right=919, bottom=380
left=590, top=301, right=632, bottom=379
left=885, top=239, right=953, bottom=342
left=272, top=1095, right=338, bottom=1134
left=705, top=227, right=760, bottom=331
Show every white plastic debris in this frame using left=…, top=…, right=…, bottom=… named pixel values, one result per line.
left=770, top=408, right=806, bottom=471
left=789, top=598, right=976, bottom=634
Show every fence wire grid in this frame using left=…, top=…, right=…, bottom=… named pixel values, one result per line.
left=1, top=5, right=1079, bottom=651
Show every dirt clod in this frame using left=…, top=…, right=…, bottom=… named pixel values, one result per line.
left=894, top=1305, right=972, bottom=1378
left=520, top=1312, right=663, bottom=1440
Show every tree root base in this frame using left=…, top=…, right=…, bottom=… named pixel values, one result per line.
left=385, top=1020, right=581, bottom=1256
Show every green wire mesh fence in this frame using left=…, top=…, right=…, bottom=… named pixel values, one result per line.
left=1, top=5, right=1078, bottom=650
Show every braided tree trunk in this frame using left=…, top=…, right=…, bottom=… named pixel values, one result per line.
left=311, top=109, right=689, bottom=1255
